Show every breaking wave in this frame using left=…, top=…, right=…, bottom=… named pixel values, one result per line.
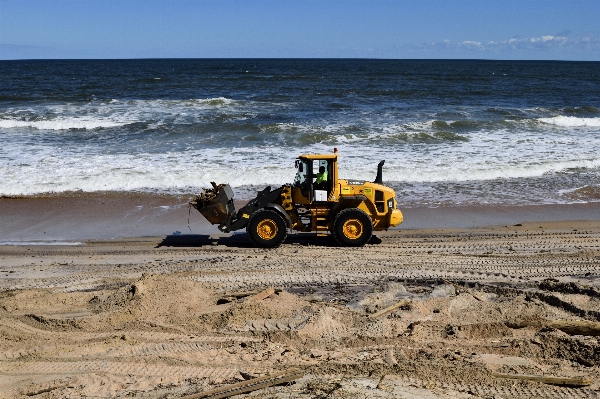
left=538, top=116, right=600, bottom=127
left=0, top=118, right=129, bottom=130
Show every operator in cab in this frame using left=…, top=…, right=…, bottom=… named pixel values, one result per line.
left=315, top=166, right=328, bottom=189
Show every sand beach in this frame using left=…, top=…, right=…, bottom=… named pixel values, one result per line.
left=1, top=196, right=600, bottom=398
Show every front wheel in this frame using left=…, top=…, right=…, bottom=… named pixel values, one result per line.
left=333, top=208, right=373, bottom=247
left=247, top=209, right=288, bottom=248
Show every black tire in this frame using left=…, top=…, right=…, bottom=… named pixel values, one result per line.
left=333, top=208, right=373, bottom=247
left=246, top=209, right=288, bottom=248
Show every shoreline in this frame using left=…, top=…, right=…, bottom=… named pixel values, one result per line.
left=1, top=194, right=600, bottom=242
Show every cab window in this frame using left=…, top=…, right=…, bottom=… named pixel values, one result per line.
left=313, top=160, right=330, bottom=190
left=293, top=159, right=309, bottom=187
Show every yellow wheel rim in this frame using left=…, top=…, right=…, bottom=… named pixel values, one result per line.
left=342, top=219, right=363, bottom=239
left=257, top=219, right=278, bottom=240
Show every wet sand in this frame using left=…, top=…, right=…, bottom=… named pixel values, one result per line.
left=1, top=195, right=600, bottom=398
left=2, top=194, right=600, bottom=242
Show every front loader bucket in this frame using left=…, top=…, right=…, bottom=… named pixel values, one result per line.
left=190, top=183, right=234, bottom=224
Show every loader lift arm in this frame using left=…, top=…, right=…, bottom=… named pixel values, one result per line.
left=218, top=186, right=287, bottom=233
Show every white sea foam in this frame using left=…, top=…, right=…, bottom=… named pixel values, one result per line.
left=2, top=98, right=600, bottom=201
left=1, top=138, right=599, bottom=197
left=0, top=118, right=128, bottom=130
left=0, top=241, right=82, bottom=246
left=0, top=97, right=255, bottom=133
left=379, top=159, right=600, bottom=183
left=538, top=116, right=600, bottom=127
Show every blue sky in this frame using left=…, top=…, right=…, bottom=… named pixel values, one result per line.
left=1, top=0, right=599, bottom=60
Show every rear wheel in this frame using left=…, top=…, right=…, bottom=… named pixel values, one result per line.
left=247, top=209, right=288, bottom=248
left=333, top=208, right=373, bottom=247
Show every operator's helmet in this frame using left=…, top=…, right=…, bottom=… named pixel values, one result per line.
left=319, top=166, right=325, bottom=173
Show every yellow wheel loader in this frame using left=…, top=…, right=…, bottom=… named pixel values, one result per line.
left=190, top=152, right=403, bottom=248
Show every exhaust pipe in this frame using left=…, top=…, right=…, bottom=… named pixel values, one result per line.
left=374, top=160, right=385, bottom=184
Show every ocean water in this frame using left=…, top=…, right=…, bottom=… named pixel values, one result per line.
left=1, top=59, right=599, bottom=206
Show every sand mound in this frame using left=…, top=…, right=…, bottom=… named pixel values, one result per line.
left=0, top=289, right=91, bottom=315
left=354, top=282, right=410, bottom=313
left=261, top=290, right=311, bottom=316
left=88, top=274, right=215, bottom=320
left=200, top=290, right=312, bottom=331
left=298, top=306, right=348, bottom=340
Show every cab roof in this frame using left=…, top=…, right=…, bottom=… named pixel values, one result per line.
left=298, top=154, right=338, bottom=160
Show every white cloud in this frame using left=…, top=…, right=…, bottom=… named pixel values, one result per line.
left=408, top=33, right=600, bottom=59
left=434, top=34, right=600, bottom=52
left=529, top=35, right=568, bottom=43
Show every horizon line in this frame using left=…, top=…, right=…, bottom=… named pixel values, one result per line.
left=1, top=57, right=599, bottom=62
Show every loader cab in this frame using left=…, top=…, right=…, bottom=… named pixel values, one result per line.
left=293, top=154, right=337, bottom=204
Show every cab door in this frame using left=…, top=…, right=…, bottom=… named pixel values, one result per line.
left=292, top=158, right=313, bottom=204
